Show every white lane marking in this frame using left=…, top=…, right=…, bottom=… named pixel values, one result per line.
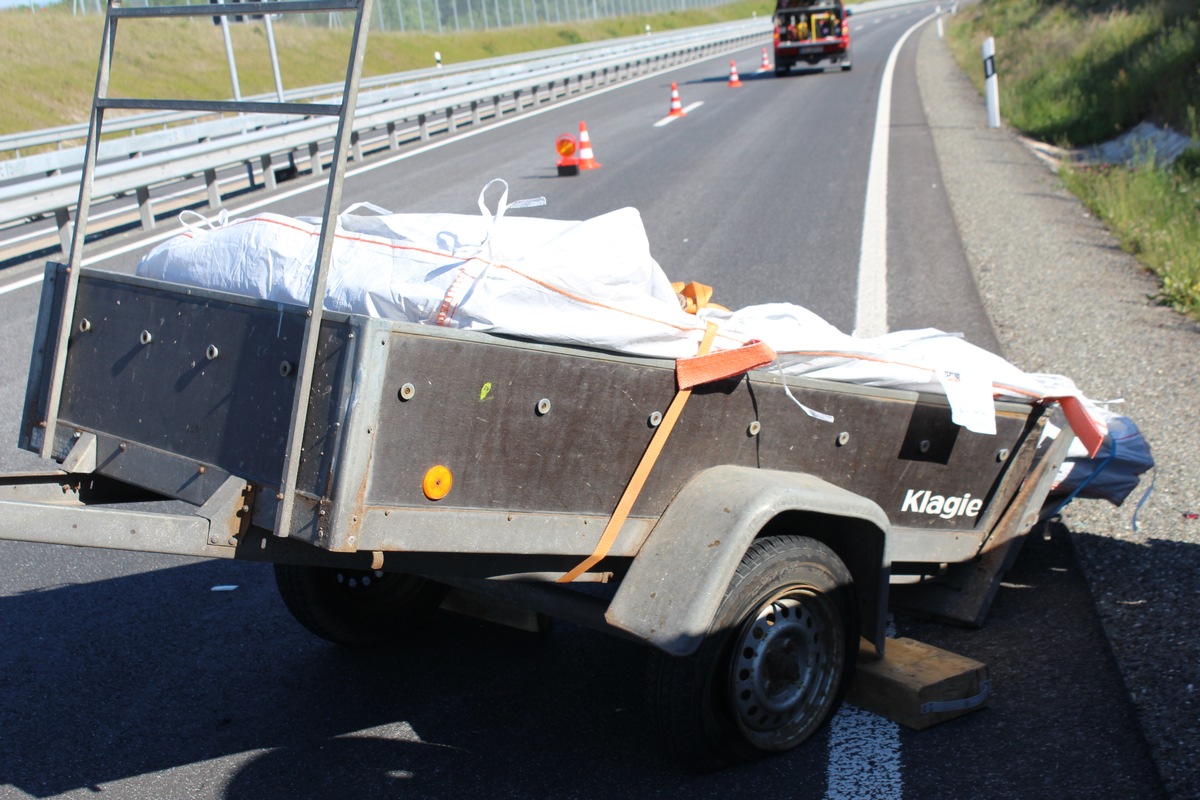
left=825, top=619, right=904, bottom=798
left=1, top=51, right=741, bottom=292
left=653, top=101, right=705, bottom=127
left=825, top=706, right=903, bottom=799
left=0, top=273, right=43, bottom=296
left=830, top=13, right=934, bottom=798
left=853, top=13, right=934, bottom=338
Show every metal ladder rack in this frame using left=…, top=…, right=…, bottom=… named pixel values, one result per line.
left=37, top=0, right=377, bottom=541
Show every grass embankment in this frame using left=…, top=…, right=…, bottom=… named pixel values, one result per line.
left=0, top=1, right=771, bottom=138
left=946, top=0, right=1200, bottom=318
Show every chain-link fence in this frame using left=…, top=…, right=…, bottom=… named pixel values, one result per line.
left=62, top=0, right=739, bottom=33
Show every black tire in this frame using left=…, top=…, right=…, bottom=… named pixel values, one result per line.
left=274, top=563, right=448, bottom=648
left=646, top=535, right=858, bottom=771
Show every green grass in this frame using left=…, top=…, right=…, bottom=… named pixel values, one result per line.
left=0, top=1, right=773, bottom=142
left=1063, top=147, right=1200, bottom=317
left=946, top=0, right=1199, bottom=146
left=946, top=0, right=1200, bottom=319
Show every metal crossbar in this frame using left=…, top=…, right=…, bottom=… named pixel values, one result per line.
left=97, top=98, right=345, bottom=117
left=37, top=0, right=376, bottom=545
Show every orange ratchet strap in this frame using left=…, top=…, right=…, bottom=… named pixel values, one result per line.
left=557, top=324, right=777, bottom=583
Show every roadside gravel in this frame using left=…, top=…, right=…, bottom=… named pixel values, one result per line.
left=916, top=22, right=1199, bottom=799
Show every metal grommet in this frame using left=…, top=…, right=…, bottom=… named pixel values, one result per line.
left=205, top=344, right=219, bottom=361
left=279, top=361, right=293, bottom=377
left=399, top=383, right=416, bottom=401
left=748, top=420, right=762, bottom=436
left=837, top=431, right=851, bottom=447
left=139, top=330, right=153, bottom=345
left=78, top=318, right=91, bottom=333
left=648, top=411, right=663, bottom=428
left=997, top=449, right=1010, bottom=462
left=536, top=398, right=552, bottom=416
left=919, top=439, right=931, bottom=453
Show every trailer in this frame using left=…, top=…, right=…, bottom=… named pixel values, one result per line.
left=1, top=0, right=1082, bottom=772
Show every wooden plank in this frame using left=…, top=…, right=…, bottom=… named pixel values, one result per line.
left=846, top=637, right=990, bottom=730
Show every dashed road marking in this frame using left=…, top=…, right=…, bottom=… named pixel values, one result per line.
left=654, top=101, right=705, bottom=127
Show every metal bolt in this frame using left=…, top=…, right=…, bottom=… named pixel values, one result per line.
left=399, top=383, right=416, bottom=401
left=205, top=344, right=219, bottom=361
left=997, top=449, right=1010, bottom=462
left=748, top=420, right=762, bottom=436
left=139, top=330, right=153, bottom=345
left=78, top=318, right=91, bottom=333
left=536, top=398, right=552, bottom=415
left=198, top=466, right=206, bottom=474
left=837, top=431, right=851, bottom=447
left=118, top=442, right=128, bottom=452
left=648, top=411, right=663, bottom=428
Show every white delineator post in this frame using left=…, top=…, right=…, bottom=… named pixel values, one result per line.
left=983, top=37, right=1000, bottom=128
left=936, top=7, right=943, bottom=38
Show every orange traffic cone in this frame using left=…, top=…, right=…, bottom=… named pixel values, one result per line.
left=760, top=47, right=772, bottom=71
left=577, top=121, right=601, bottom=170
left=728, top=60, right=743, bottom=88
left=668, top=82, right=686, bottom=117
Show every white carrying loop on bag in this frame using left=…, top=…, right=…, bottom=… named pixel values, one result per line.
left=339, top=201, right=393, bottom=223
left=476, top=178, right=546, bottom=264
left=179, top=208, right=229, bottom=234
left=428, top=180, right=549, bottom=329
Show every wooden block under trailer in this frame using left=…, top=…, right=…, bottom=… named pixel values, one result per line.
left=846, top=636, right=990, bottom=730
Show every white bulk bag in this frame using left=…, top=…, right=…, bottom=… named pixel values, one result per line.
left=136, top=181, right=1107, bottom=449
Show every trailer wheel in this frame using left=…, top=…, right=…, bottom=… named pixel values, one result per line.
left=274, top=564, right=447, bottom=648
left=646, top=535, right=857, bottom=770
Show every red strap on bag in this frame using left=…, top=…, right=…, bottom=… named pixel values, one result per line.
left=675, top=339, right=777, bottom=390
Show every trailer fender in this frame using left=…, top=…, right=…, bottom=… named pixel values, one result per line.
left=606, top=465, right=890, bottom=657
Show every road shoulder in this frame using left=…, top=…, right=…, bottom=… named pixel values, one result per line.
left=916, top=21, right=1200, bottom=800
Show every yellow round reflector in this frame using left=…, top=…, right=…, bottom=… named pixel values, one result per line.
left=422, top=465, right=453, bottom=501
left=556, top=134, right=577, bottom=157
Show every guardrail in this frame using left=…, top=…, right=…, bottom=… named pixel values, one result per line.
left=0, top=31, right=689, bottom=159
left=0, top=17, right=770, bottom=257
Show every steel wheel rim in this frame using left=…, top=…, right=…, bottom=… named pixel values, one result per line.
left=330, top=569, right=424, bottom=610
left=728, top=586, right=842, bottom=750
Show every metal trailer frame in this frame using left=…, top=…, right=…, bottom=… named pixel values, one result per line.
left=35, top=0, right=375, bottom=543
left=13, top=258, right=1072, bottom=651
